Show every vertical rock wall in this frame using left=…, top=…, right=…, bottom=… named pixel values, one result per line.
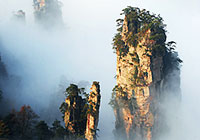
left=33, top=0, right=46, bottom=11
left=33, top=0, right=63, bottom=28
left=64, top=82, right=101, bottom=140
left=112, top=7, right=181, bottom=140
left=115, top=26, right=155, bottom=140
left=64, top=93, right=85, bottom=134
left=85, top=82, right=101, bottom=140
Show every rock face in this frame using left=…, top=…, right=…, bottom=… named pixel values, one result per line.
left=64, top=89, right=86, bottom=135
left=33, top=0, right=63, bottom=28
left=33, top=0, right=46, bottom=11
left=85, top=82, right=101, bottom=140
left=111, top=7, right=181, bottom=140
left=63, top=82, right=101, bottom=140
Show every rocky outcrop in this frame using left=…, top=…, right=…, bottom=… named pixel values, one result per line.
left=63, top=82, right=101, bottom=140
left=33, top=0, right=63, bottom=28
left=111, top=7, right=181, bottom=140
left=33, top=0, right=46, bottom=11
left=64, top=87, right=86, bottom=135
left=85, top=82, right=101, bottom=140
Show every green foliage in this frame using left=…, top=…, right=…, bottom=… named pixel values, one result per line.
left=113, top=33, right=129, bottom=57
left=2, top=105, right=39, bottom=140
left=109, top=86, right=118, bottom=108
left=60, top=84, right=89, bottom=119
left=16, top=105, right=39, bottom=139
left=90, top=128, right=100, bottom=138
left=35, top=121, right=53, bottom=140
left=65, top=84, right=88, bottom=98
left=113, top=6, right=167, bottom=57
left=2, top=113, right=18, bottom=138
left=65, top=84, right=79, bottom=97
left=51, top=119, right=66, bottom=138
left=109, top=85, right=129, bottom=109
left=59, top=102, right=68, bottom=119
left=60, top=83, right=100, bottom=139
left=163, top=41, right=182, bottom=74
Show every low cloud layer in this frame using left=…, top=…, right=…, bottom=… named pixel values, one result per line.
left=0, top=0, right=200, bottom=139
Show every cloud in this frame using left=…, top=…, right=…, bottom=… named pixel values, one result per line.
left=0, top=0, right=200, bottom=139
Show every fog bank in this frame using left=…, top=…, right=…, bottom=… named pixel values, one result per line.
left=0, top=0, right=200, bottom=139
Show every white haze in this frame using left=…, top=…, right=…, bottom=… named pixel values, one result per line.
left=0, top=0, right=200, bottom=140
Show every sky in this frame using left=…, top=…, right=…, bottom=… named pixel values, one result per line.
left=0, top=0, right=200, bottom=139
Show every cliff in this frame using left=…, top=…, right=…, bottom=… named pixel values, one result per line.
left=61, top=82, right=101, bottom=140
left=110, top=7, right=182, bottom=140
left=33, top=0, right=63, bottom=28
left=85, top=82, right=101, bottom=140
left=33, top=0, right=46, bottom=11
left=64, top=84, right=87, bottom=136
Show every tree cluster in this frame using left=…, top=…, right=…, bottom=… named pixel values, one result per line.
left=113, top=6, right=168, bottom=57
left=59, top=84, right=89, bottom=139
left=112, top=6, right=182, bottom=81
left=0, top=105, right=66, bottom=140
left=59, top=83, right=100, bottom=139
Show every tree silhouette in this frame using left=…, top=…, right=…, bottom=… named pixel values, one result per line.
left=51, top=119, right=66, bottom=139
left=0, top=120, right=10, bottom=138
left=35, top=121, right=52, bottom=140
left=3, top=105, right=39, bottom=140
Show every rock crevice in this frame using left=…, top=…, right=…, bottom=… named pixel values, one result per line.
left=111, top=7, right=181, bottom=140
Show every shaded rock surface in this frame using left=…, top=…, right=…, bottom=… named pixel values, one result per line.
left=33, top=0, right=63, bottom=28
left=111, top=7, right=181, bottom=140
left=64, top=82, right=101, bottom=140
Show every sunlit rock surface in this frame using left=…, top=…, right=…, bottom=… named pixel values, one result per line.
left=85, top=82, right=101, bottom=140
left=111, top=7, right=181, bottom=140
left=64, top=82, right=101, bottom=140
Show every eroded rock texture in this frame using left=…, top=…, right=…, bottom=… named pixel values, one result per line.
left=63, top=82, right=101, bottom=140
left=64, top=87, right=87, bottom=135
left=85, top=82, right=101, bottom=140
left=33, top=0, right=63, bottom=28
left=111, top=7, right=181, bottom=140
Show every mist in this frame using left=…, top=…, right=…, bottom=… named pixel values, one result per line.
left=0, top=0, right=200, bottom=140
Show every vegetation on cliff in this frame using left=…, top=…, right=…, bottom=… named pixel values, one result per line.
left=111, top=6, right=182, bottom=95
left=60, top=82, right=101, bottom=140
left=0, top=52, right=100, bottom=140
left=59, top=84, right=88, bottom=138
left=111, top=6, right=182, bottom=140
left=113, top=6, right=182, bottom=62
left=0, top=83, right=100, bottom=140
left=33, top=0, right=63, bottom=28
